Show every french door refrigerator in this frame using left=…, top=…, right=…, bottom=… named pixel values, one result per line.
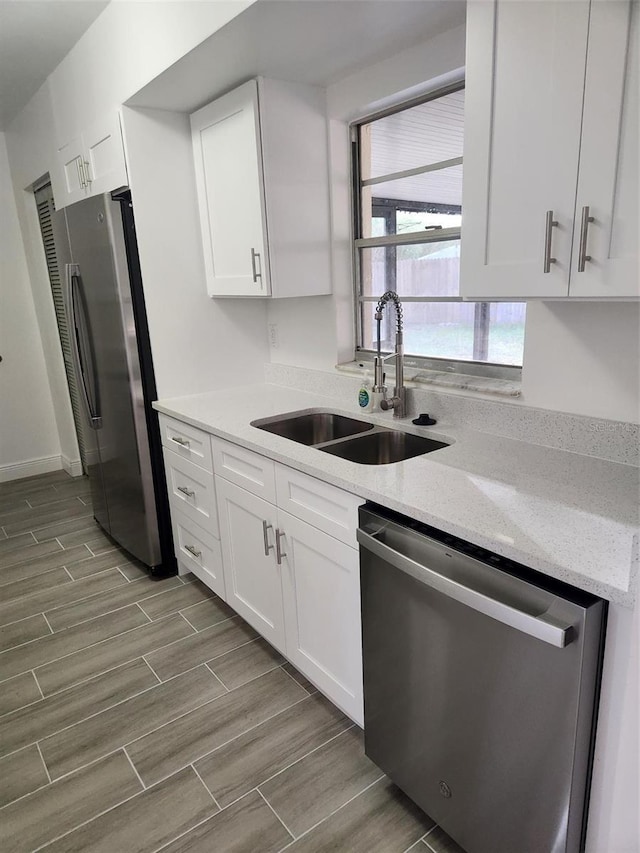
left=54, top=189, right=175, bottom=576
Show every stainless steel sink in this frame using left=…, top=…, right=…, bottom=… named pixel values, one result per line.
left=252, top=411, right=374, bottom=446
left=319, top=430, right=448, bottom=464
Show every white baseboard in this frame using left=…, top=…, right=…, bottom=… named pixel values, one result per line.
left=0, top=455, right=63, bottom=484
left=62, top=456, right=84, bottom=478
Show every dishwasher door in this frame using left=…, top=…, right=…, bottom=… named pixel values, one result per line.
left=358, top=506, right=606, bottom=853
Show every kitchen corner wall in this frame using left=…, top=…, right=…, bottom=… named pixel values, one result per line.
left=267, top=23, right=640, bottom=426
left=0, top=132, right=63, bottom=481
left=3, top=1, right=258, bottom=474
left=120, top=106, right=269, bottom=398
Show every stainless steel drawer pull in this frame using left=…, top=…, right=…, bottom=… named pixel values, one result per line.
left=171, top=436, right=190, bottom=448
left=177, top=486, right=195, bottom=498
left=577, top=205, right=594, bottom=272
left=251, top=248, right=262, bottom=285
left=262, top=520, right=274, bottom=556
left=76, top=159, right=86, bottom=189
left=275, top=528, right=286, bottom=565
left=543, top=210, right=558, bottom=274
left=184, top=544, right=202, bottom=559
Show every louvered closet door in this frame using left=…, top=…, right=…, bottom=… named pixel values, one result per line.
left=34, top=183, right=88, bottom=474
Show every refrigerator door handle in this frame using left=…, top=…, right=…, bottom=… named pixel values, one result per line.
left=64, top=263, right=102, bottom=429
left=357, top=528, right=572, bottom=648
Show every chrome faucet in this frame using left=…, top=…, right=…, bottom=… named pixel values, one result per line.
left=373, top=290, right=406, bottom=418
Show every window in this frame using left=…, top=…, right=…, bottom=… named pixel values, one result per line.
left=353, top=84, right=525, bottom=374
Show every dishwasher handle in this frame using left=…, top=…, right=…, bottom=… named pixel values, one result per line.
left=357, top=528, right=572, bottom=649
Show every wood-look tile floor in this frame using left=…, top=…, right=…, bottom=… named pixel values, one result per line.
left=0, top=471, right=464, bottom=853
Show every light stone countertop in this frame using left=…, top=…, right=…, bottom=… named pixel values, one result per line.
left=154, top=384, right=640, bottom=608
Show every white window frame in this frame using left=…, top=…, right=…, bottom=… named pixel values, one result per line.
left=351, top=81, right=523, bottom=380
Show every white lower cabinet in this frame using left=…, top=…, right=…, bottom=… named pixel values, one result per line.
left=170, top=508, right=225, bottom=599
left=278, top=510, right=363, bottom=725
left=216, top=476, right=285, bottom=652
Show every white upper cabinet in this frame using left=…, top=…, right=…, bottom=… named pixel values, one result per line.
left=570, top=0, right=639, bottom=297
left=191, top=78, right=332, bottom=299
left=461, top=0, right=638, bottom=300
left=53, top=112, right=128, bottom=209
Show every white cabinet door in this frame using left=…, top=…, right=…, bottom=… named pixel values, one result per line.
left=216, top=477, right=285, bottom=651
left=278, top=510, right=363, bottom=725
left=191, top=80, right=270, bottom=297
left=83, top=113, right=128, bottom=196
left=55, top=136, right=89, bottom=206
left=460, top=0, right=591, bottom=298
left=570, top=0, right=639, bottom=297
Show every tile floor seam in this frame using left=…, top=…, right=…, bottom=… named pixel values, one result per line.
left=27, top=753, right=151, bottom=853
left=84, top=545, right=96, bottom=557
left=0, top=567, right=132, bottom=620
left=275, top=773, right=386, bottom=851
left=256, top=788, right=296, bottom=840
left=30, top=532, right=38, bottom=543
left=2, top=608, right=154, bottom=683
left=141, top=655, right=163, bottom=684
left=279, top=661, right=315, bottom=694
left=31, top=612, right=199, bottom=692
left=125, top=691, right=312, bottom=791
left=251, top=722, right=357, bottom=800
left=33, top=669, right=45, bottom=698
left=0, top=667, right=165, bottom=764
left=191, top=762, right=223, bottom=810
left=118, top=566, right=134, bottom=583
left=135, top=602, right=153, bottom=623
left=204, top=657, right=281, bottom=692
left=41, top=577, right=176, bottom=629
left=62, top=566, right=74, bottom=581
left=123, top=745, right=148, bottom=790
left=0, top=743, right=132, bottom=815
left=41, top=612, right=54, bottom=636
left=35, top=741, right=53, bottom=784
left=203, top=634, right=263, bottom=665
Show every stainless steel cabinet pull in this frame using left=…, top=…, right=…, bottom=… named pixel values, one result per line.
left=251, top=248, right=262, bottom=285
left=543, top=210, right=558, bottom=274
left=184, top=544, right=202, bottom=559
left=177, top=486, right=195, bottom=498
left=171, top=436, right=190, bottom=448
left=76, top=159, right=85, bottom=189
left=262, top=521, right=274, bottom=556
left=83, top=160, right=92, bottom=184
left=578, top=205, right=594, bottom=272
left=275, top=528, right=286, bottom=565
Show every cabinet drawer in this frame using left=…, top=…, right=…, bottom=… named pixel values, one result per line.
left=170, top=509, right=225, bottom=600
left=159, top=414, right=212, bottom=473
left=163, top=449, right=218, bottom=538
left=275, top=464, right=363, bottom=547
left=212, top=437, right=276, bottom=503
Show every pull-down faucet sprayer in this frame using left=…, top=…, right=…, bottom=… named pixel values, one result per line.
left=373, top=290, right=406, bottom=418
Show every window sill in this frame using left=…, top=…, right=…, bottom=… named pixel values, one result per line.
left=335, top=362, right=522, bottom=399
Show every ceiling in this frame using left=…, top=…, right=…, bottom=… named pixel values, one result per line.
left=128, top=0, right=466, bottom=113
left=0, top=0, right=109, bottom=130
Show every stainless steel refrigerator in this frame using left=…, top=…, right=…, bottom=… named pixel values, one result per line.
left=54, top=190, right=175, bottom=575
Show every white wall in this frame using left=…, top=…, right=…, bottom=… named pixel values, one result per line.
left=48, top=1, right=254, bottom=144
left=0, top=132, right=62, bottom=481
left=266, top=24, right=467, bottom=374
left=522, top=302, right=640, bottom=423
left=5, top=82, right=81, bottom=474
left=5, top=1, right=255, bottom=462
left=121, top=106, right=269, bottom=398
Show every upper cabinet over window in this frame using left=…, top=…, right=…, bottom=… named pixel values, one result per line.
left=53, top=113, right=128, bottom=209
left=190, top=78, right=332, bottom=299
left=461, top=0, right=638, bottom=300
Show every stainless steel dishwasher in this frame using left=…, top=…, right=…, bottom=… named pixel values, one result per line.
left=358, top=505, right=606, bottom=853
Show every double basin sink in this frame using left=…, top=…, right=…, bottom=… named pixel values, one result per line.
left=251, top=411, right=449, bottom=465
